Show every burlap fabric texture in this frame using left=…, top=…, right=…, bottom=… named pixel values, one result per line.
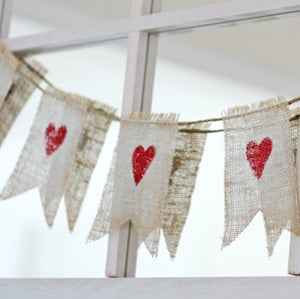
left=161, top=122, right=211, bottom=258
left=0, top=45, right=46, bottom=147
left=89, top=115, right=210, bottom=258
left=64, top=100, right=116, bottom=231
left=88, top=113, right=178, bottom=253
left=0, top=43, right=18, bottom=108
left=1, top=87, right=116, bottom=228
left=222, top=98, right=300, bottom=256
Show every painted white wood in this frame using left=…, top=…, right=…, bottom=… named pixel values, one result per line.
left=2, top=0, right=300, bottom=56
left=288, top=133, right=300, bottom=275
left=1, top=277, right=300, bottom=299
left=0, top=0, right=13, bottom=38
left=105, top=223, right=138, bottom=277
left=289, top=234, right=300, bottom=275
left=141, top=0, right=161, bottom=111
left=105, top=0, right=161, bottom=278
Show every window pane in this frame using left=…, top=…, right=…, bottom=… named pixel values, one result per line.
left=10, top=0, right=131, bottom=37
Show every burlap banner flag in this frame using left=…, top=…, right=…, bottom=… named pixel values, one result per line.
left=88, top=115, right=209, bottom=258
left=0, top=45, right=47, bottom=147
left=1, top=87, right=116, bottom=228
left=65, top=101, right=116, bottom=231
left=161, top=122, right=211, bottom=259
left=88, top=113, right=179, bottom=253
left=222, top=98, right=300, bottom=255
left=0, top=44, right=18, bottom=108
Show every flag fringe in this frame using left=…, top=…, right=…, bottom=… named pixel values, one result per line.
left=223, top=96, right=286, bottom=118
left=44, top=87, right=118, bottom=120
left=92, top=100, right=117, bottom=118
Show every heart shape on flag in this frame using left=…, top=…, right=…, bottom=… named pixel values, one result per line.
left=246, top=137, right=272, bottom=179
left=45, top=123, right=67, bottom=156
left=132, top=145, right=156, bottom=185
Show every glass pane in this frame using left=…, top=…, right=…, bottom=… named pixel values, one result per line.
left=0, top=37, right=127, bottom=276
left=136, top=16, right=300, bottom=277
left=10, top=0, right=131, bottom=37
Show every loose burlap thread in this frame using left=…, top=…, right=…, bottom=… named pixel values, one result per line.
left=88, top=113, right=178, bottom=254
left=223, top=98, right=300, bottom=255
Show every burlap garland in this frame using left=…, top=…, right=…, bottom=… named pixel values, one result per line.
left=0, top=40, right=299, bottom=259
left=222, top=98, right=300, bottom=255
left=88, top=116, right=210, bottom=258
left=1, top=87, right=116, bottom=228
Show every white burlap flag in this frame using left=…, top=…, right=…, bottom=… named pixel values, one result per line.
left=88, top=113, right=178, bottom=249
left=223, top=98, right=300, bottom=255
left=1, top=87, right=116, bottom=227
left=0, top=44, right=18, bottom=108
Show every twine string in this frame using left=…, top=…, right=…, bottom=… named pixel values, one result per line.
left=18, top=60, right=300, bottom=133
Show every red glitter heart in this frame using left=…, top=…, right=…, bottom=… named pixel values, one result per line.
left=246, top=137, right=272, bottom=179
left=132, top=145, right=156, bottom=185
left=45, top=123, right=67, bottom=156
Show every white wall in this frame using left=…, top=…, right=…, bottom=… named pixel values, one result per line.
left=0, top=14, right=297, bottom=277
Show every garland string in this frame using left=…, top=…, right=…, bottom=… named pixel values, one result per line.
left=18, top=60, right=300, bottom=133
